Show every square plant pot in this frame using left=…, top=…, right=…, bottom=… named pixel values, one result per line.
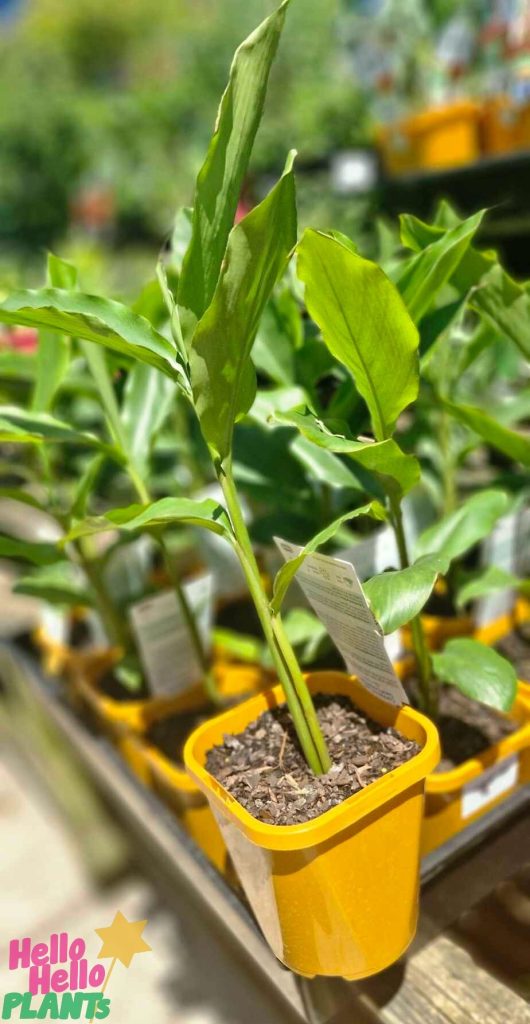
left=421, top=686, right=530, bottom=856
left=393, top=653, right=530, bottom=857
left=184, top=670, right=440, bottom=980
left=71, top=653, right=270, bottom=873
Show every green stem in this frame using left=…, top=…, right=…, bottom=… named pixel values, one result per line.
left=440, top=408, right=456, bottom=516
left=389, top=496, right=438, bottom=717
left=75, top=538, right=131, bottom=652
left=219, top=462, right=331, bottom=775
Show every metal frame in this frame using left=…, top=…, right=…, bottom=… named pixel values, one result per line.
left=2, top=641, right=529, bottom=1023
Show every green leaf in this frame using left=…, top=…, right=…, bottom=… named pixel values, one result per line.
left=81, top=342, right=126, bottom=453
left=364, top=554, right=449, bottom=635
left=415, top=490, right=510, bottom=562
left=121, top=364, right=177, bottom=477
left=31, top=253, right=74, bottom=412
left=396, top=209, right=485, bottom=322
left=177, top=0, right=291, bottom=342
left=443, top=399, right=530, bottom=467
left=296, top=229, right=419, bottom=441
left=13, top=561, right=92, bottom=606
left=0, top=350, right=37, bottom=382
left=271, top=500, right=386, bottom=613
left=432, top=638, right=517, bottom=712
left=470, top=263, right=530, bottom=360
left=0, top=406, right=117, bottom=454
left=252, top=292, right=298, bottom=385
left=248, top=386, right=307, bottom=428
left=213, top=627, right=264, bottom=664
left=0, top=534, right=61, bottom=566
left=189, top=160, right=297, bottom=462
left=290, top=434, right=368, bottom=493
left=0, top=288, right=184, bottom=382
left=70, top=455, right=105, bottom=521
left=276, top=409, right=420, bottom=495
left=281, top=606, right=330, bottom=665
left=456, top=566, right=519, bottom=609
left=67, top=497, right=233, bottom=542
left=0, top=488, right=45, bottom=510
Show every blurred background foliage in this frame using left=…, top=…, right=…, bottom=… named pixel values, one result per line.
left=0, top=0, right=371, bottom=288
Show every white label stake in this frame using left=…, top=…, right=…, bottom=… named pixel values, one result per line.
left=129, top=573, right=214, bottom=697
left=461, top=755, right=519, bottom=819
left=275, top=538, right=408, bottom=706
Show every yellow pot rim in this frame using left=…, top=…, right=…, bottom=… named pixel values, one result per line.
left=184, top=670, right=440, bottom=851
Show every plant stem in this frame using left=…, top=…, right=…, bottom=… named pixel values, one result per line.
left=440, top=408, right=456, bottom=516
left=75, top=538, right=131, bottom=652
left=388, top=497, right=438, bottom=718
left=219, top=462, right=331, bottom=775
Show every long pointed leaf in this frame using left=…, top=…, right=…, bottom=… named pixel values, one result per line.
left=415, top=489, right=510, bottom=561
left=432, top=638, right=516, bottom=712
left=189, top=160, right=297, bottom=462
left=178, top=0, right=291, bottom=341
left=276, top=409, right=420, bottom=495
left=364, top=554, right=449, bottom=634
left=443, top=399, right=530, bottom=467
left=0, top=289, right=184, bottom=382
left=297, top=230, right=419, bottom=441
left=66, top=497, right=233, bottom=542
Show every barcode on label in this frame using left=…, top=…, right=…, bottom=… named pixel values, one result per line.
left=129, top=574, right=214, bottom=697
left=461, top=755, right=519, bottom=819
left=274, top=537, right=408, bottom=706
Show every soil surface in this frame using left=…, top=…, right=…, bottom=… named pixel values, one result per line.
left=146, top=708, right=213, bottom=766
left=206, top=695, right=421, bottom=826
left=407, top=678, right=517, bottom=772
left=98, top=669, right=150, bottom=703
left=495, top=627, right=530, bottom=684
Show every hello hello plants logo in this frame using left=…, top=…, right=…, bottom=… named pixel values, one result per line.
left=2, top=912, right=151, bottom=1020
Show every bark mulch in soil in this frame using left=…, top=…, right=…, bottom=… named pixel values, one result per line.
left=431, top=685, right=517, bottom=772
left=206, top=694, right=421, bottom=826
left=495, top=627, right=530, bottom=684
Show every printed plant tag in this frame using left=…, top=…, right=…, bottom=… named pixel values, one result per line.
left=41, top=606, right=68, bottom=646
left=461, top=755, right=518, bottom=819
left=275, top=538, right=408, bottom=706
left=129, top=573, right=214, bottom=697
left=476, top=513, right=517, bottom=626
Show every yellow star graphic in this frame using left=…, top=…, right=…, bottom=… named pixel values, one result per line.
left=95, top=911, right=152, bottom=968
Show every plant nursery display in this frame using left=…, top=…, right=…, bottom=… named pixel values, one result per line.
left=0, top=0, right=529, bottom=987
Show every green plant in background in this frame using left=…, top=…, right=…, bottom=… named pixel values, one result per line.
left=279, top=224, right=526, bottom=719
left=0, top=2, right=334, bottom=774
left=0, top=249, right=220, bottom=698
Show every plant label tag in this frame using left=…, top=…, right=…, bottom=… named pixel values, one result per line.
left=274, top=538, right=408, bottom=705
left=41, top=606, right=68, bottom=645
left=129, top=573, right=214, bottom=697
left=461, top=755, right=519, bottom=819
left=477, top=513, right=518, bottom=626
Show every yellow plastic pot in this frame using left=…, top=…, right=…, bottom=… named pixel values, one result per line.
left=72, top=655, right=268, bottom=873
left=401, top=612, right=473, bottom=653
left=421, top=685, right=530, bottom=856
left=184, top=670, right=440, bottom=980
left=32, top=626, right=74, bottom=677
left=407, top=100, right=481, bottom=171
left=392, top=653, right=530, bottom=856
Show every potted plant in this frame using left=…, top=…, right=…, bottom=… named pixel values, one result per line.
left=0, top=0, right=440, bottom=979
left=278, top=225, right=530, bottom=858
